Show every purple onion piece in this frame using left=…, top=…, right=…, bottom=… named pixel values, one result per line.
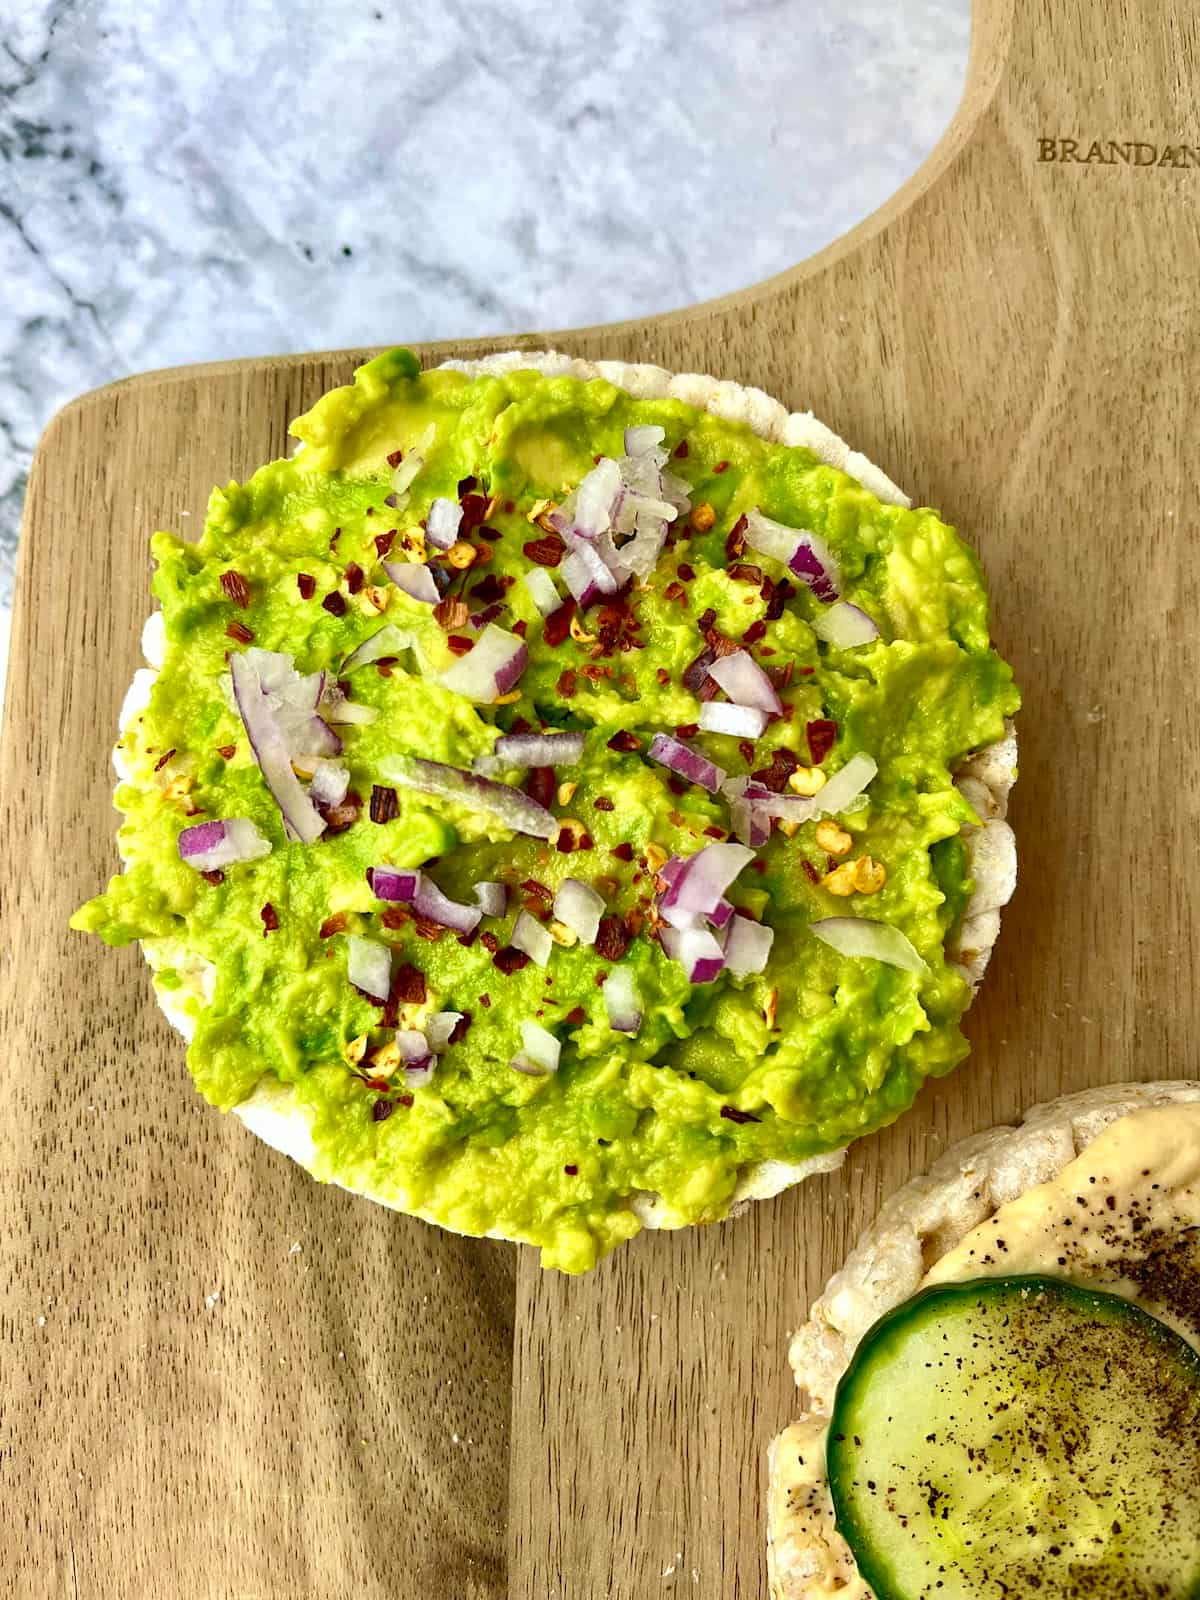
left=646, top=733, right=726, bottom=795
left=492, top=730, right=584, bottom=768
left=660, top=925, right=726, bottom=984
left=380, top=755, right=557, bottom=840
left=383, top=560, right=440, bottom=606
left=438, top=623, right=528, bottom=704
left=230, top=653, right=327, bottom=844
left=178, top=816, right=272, bottom=872
left=368, top=866, right=419, bottom=903
left=707, top=650, right=783, bottom=716
left=411, top=872, right=482, bottom=934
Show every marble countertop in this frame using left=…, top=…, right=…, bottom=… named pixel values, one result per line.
left=0, top=0, right=969, bottom=695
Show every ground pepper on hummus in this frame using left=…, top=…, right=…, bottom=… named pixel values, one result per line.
left=72, top=348, right=1020, bottom=1271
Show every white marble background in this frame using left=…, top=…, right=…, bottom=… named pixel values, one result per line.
left=0, top=0, right=970, bottom=693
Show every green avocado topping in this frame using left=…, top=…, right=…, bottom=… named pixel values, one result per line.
left=73, top=348, right=1020, bottom=1272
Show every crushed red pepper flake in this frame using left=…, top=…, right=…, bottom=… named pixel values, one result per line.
left=524, top=766, right=555, bottom=810
left=387, top=448, right=404, bottom=468
left=217, top=744, right=236, bottom=759
left=523, top=532, right=565, bottom=567
left=563, top=1164, right=579, bottom=1176
left=154, top=748, right=176, bottom=771
left=322, top=592, right=347, bottom=618
left=459, top=492, right=488, bottom=530
left=446, top=635, right=473, bottom=655
left=595, top=916, right=631, bottom=962
left=726, top=514, right=748, bottom=559
left=765, top=577, right=794, bottom=621
left=297, top=573, right=316, bottom=599
left=393, top=963, right=427, bottom=1004
left=713, top=460, right=730, bottom=474
left=607, top=731, right=642, bottom=753
left=543, top=598, right=576, bottom=648
left=565, top=1006, right=586, bottom=1026
left=457, top=474, right=478, bottom=496
left=655, top=667, right=670, bottom=687
left=799, top=665, right=815, bottom=677
left=493, top=945, right=531, bottom=975
left=319, top=913, right=347, bottom=938
left=434, top=596, right=469, bottom=629
left=373, top=529, right=395, bottom=558
left=201, top=869, right=224, bottom=886
left=674, top=722, right=699, bottom=738
left=663, top=580, right=687, bottom=605
left=345, top=562, right=364, bottom=594
left=667, top=776, right=687, bottom=795
left=322, top=790, right=362, bottom=834
left=479, top=993, right=492, bottom=1009
left=801, top=859, right=822, bottom=885
left=806, top=719, right=838, bottom=764
left=728, top=562, right=763, bottom=584
left=373, top=1099, right=395, bottom=1122
left=448, top=1012, right=472, bottom=1044
left=674, top=439, right=689, bottom=458
left=521, top=878, right=553, bottom=904
left=581, top=664, right=613, bottom=682
left=471, top=573, right=505, bottom=605
left=767, top=661, right=795, bottom=692
left=703, top=824, right=726, bottom=839
left=479, top=931, right=500, bottom=954
left=611, top=842, right=634, bottom=862
left=370, top=784, right=399, bottom=824
left=743, top=619, right=767, bottom=645
left=220, top=570, right=251, bottom=608
left=225, top=620, right=254, bottom=644
left=330, top=528, right=342, bottom=550
left=512, top=619, right=528, bottom=638
left=720, top=1105, right=759, bottom=1124
left=677, top=562, right=695, bottom=582
left=556, top=667, right=578, bottom=697
left=593, top=795, right=614, bottom=812
left=260, top=903, right=279, bottom=934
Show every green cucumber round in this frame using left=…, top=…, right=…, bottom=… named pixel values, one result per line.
left=827, top=1275, right=1200, bottom=1600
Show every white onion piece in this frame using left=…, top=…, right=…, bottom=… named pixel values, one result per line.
left=659, top=469, right=693, bottom=514
left=743, top=510, right=841, bottom=602
left=619, top=520, right=668, bottom=578
left=561, top=541, right=621, bottom=608
left=425, top=497, right=463, bottom=550
left=380, top=755, right=557, bottom=840
left=659, top=842, right=755, bottom=928
left=177, top=817, right=272, bottom=872
left=511, top=910, right=552, bottom=968
left=488, top=730, right=584, bottom=769
left=474, top=881, right=507, bottom=917
left=698, top=701, right=768, bottom=739
left=341, top=624, right=414, bottom=672
left=309, top=761, right=350, bottom=809
left=424, top=1012, right=464, bottom=1053
left=383, top=560, right=440, bottom=606
left=390, top=450, right=425, bottom=498
left=624, top=424, right=666, bottom=458
left=723, top=914, right=774, bottom=977
left=660, top=925, right=725, bottom=983
left=230, top=653, right=327, bottom=844
left=511, top=1018, right=561, bottom=1076
left=320, top=683, right=380, bottom=725
left=742, top=509, right=801, bottom=566
left=811, top=601, right=879, bottom=648
left=438, top=623, right=528, bottom=703
left=553, top=878, right=605, bottom=945
left=347, top=935, right=391, bottom=1000
left=646, top=733, right=726, bottom=794
left=810, top=917, right=928, bottom=975
left=809, top=752, right=878, bottom=819
left=707, top=649, right=783, bottom=716
left=573, top=457, right=623, bottom=538
left=411, top=873, right=481, bottom=934
left=395, top=1029, right=432, bottom=1063
left=523, top=567, right=561, bottom=617
left=368, top=866, right=418, bottom=902
left=404, top=1060, right=435, bottom=1089
left=603, top=965, right=642, bottom=1033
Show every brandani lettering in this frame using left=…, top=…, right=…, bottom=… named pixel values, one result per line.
left=1037, top=137, right=1199, bottom=169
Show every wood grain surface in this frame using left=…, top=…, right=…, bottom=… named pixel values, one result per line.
left=3, top=1, right=1198, bottom=1594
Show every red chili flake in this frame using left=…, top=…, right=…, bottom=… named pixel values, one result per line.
left=480, top=931, right=500, bottom=954
left=543, top=598, right=576, bottom=648
left=446, top=635, right=473, bottom=656
left=750, top=858, right=768, bottom=875
left=581, top=664, right=614, bottom=682
left=801, top=859, right=821, bottom=885
left=565, top=1006, right=586, bottom=1026
left=704, top=627, right=740, bottom=660
left=154, top=748, right=176, bottom=771
left=478, top=994, right=492, bottom=1012
left=433, top=596, right=469, bottom=629
left=607, top=731, right=642, bottom=753
left=674, top=722, right=699, bottom=739
left=493, top=946, right=531, bottom=975
left=734, top=739, right=754, bottom=766
left=471, top=573, right=505, bottom=605
left=556, top=668, right=578, bottom=698
left=225, top=620, right=254, bottom=644
left=503, top=499, right=514, bottom=514
left=663, top=580, right=687, bottom=605
left=365, top=507, right=375, bottom=518
left=799, top=665, right=815, bottom=677
left=220, top=570, right=251, bottom=608
left=512, top=618, right=528, bottom=638
left=593, top=795, right=614, bottom=812
left=726, top=515, right=748, bottom=560
left=806, top=719, right=838, bottom=764
left=753, top=747, right=800, bottom=792
left=563, top=1164, right=579, bottom=1176
left=448, top=1012, right=472, bottom=1044
left=322, top=789, right=363, bottom=834
left=767, top=661, right=795, bottom=692
left=201, top=869, right=225, bottom=886
left=521, top=878, right=553, bottom=904
left=296, top=573, right=316, bottom=600
left=393, top=962, right=427, bottom=1004
left=765, top=578, right=794, bottom=622
left=720, top=1105, right=759, bottom=1125
left=370, top=784, right=399, bottom=823
left=523, top=532, right=565, bottom=567
left=387, top=448, right=405, bottom=468
left=655, top=667, right=670, bottom=688
left=595, top=916, right=631, bottom=962
left=524, top=766, right=556, bottom=810
left=743, top=619, right=767, bottom=646
left=460, top=492, right=488, bottom=529
left=322, top=592, right=347, bottom=618
left=373, top=1099, right=395, bottom=1122
left=703, top=824, right=726, bottom=839
left=260, top=903, right=279, bottom=934
left=478, top=526, right=503, bottom=543
left=677, top=563, right=696, bottom=582
left=673, top=439, right=690, bottom=459
left=217, top=744, right=236, bottom=760
left=457, top=474, right=478, bottom=496
left=667, top=776, right=688, bottom=795
left=374, top=530, right=396, bottom=559
left=713, top=460, right=730, bottom=475
left=727, top=563, right=763, bottom=584
left=319, top=913, right=347, bottom=938
left=611, top=842, right=635, bottom=862
left=345, top=562, right=364, bottom=594
left=330, top=527, right=342, bottom=550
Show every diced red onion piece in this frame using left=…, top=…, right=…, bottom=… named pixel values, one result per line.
left=659, top=841, right=755, bottom=926
left=742, top=509, right=803, bottom=566
left=660, top=925, right=726, bottom=983
left=424, top=1012, right=463, bottom=1053
left=787, top=533, right=841, bottom=603
left=395, top=1029, right=431, bottom=1062
left=368, top=866, right=418, bottom=902
left=489, top=730, right=584, bottom=768
left=553, top=878, right=605, bottom=945
left=278, top=710, right=342, bottom=762
left=230, top=653, right=327, bottom=843
left=573, top=457, right=622, bottom=538
left=404, top=1060, right=435, bottom=1088
left=425, top=497, right=463, bottom=550
left=811, top=601, right=879, bottom=648
left=729, top=796, right=770, bottom=847
left=723, top=914, right=774, bottom=976
left=381, top=755, right=557, bottom=840
left=412, top=872, right=482, bottom=934
left=347, top=935, right=391, bottom=1000
left=383, top=560, right=440, bottom=606
left=619, top=521, right=668, bottom=579
left=512, top=910, right=552, bottom=968
left=177, top=816, right=272, bottom=872
left=647, top=733, right=726, bottom=795
left=341, top=624, right=414, bottom=672
left=707, top=897, right=735, bottom=930
left=474, top=880, right=507, bottom=917
left=809, top=917, right=928, bottom=974
left=624, top=425, right=666, bottom=458
left=603, top=965, right=642, bottom=1033
left=523, top=567, right=561, bottom=617
left=511, top=1019, right=561, bottom=1076
left=561, top=540, right=622, bottom=608
left=698, top=701, right=769, bottom=739
left=309, top=761, right=350, bottom=808
left=707, top=649, right=783, bottom=716
left=438, top=623, right=528, bottom=703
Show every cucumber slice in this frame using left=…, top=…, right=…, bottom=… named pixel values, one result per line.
left=827, top=1276, right=1200, bottom=1600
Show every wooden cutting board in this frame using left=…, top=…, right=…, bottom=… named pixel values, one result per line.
left=4, top=2, right=1199, bottom=1594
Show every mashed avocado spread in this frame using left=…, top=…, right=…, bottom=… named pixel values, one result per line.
left=73, top=348, right=1020, bottom=1272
